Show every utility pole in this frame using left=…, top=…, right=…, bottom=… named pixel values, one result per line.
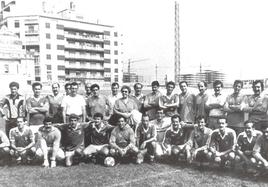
left=174, top=1, right=180, bottom=84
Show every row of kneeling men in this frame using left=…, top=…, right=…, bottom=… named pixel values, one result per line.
left=0, top=112, right=268, bottom=175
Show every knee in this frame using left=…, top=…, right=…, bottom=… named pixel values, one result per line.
left=171, top=146, right=180, bottom=155
left=250, top=157, right=257, bottom=164
left=228, top=152, right=235, bottom=160
left=100, top=147, right=109, bottom=156
left=234, top=155, right=241, bottom=163
left=2, top=147, right=10, bottom=153
left=207, top=151, right=213, bottom=160
left=214, top=156, right=221, bottom=164
left=110, top=148, right=116, bottom=156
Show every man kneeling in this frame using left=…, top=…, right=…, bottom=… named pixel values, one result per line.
left=9, top=117, right=35, bottom=164
left=36, top=117, right=65, bottom=168
left=162, top=114, right=191, bottom=162
left=109, top=116, right=138, bottom=163
left=136, top=114, right=157, bottom=164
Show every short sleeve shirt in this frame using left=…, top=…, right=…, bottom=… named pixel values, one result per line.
left=159, top=94, right=179, bottom=117
left=9, top=126, right=34, bottom=147
left=237, top=130, right=262, bottom=152
left=110, top=125, right=135, bottom=148
left=179, top=92, right=195, bottom=123
left=164, top=128, right=187, bottom=146
left=136, top=123, right=156, bottom=146
left=61, top=95, right=86, bottom=116
left=206, top=93, right=226, bottom=117
left=209, top=128, right=236, bottom=152
left=253, top=135, right=268, bottom=160
left=26, top=96, right=48, bottom=126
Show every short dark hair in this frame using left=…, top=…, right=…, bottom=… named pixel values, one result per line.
left=65, top=82, right=71, bottom=89
left=32, top=82, right=42, bottom=89
left=217, top=117, right=227, bottom=123
left=134, top=83, right=143, bottom=89
left=253, top=80, right=264, bottom=91
left=111, top=82, right=119, bottom=88
left=196, top=115, right=206, bottom=122
left=179, top=81, right=188, bottom=87
left=90, top=84, right=100, bottom=91
left=197, top=81, right=207, bottom=88
left=93, top=112, right=103, bottom=120
left=71, top=82, right=78, bottom=87
left=166, top=81, right=175, bottom=88
left=233, top=80, right=243, bottom=88
left=17, top=116, right=25, bottom=122
left=43, top=117, right=53, bottom=123
left=142, top=113, right=149, bottom=119
left=244, top=120, right=254, bottom=126
left=118, top=116, right=126, bottom=122
left=9, top=81, right=19, bottom=89
left=69, top=114, right=79, bottom=120
left=171, top=114, right=181, bottom=122
left=213, top=80, right=223, bottom=88
left=151, top=81, right=160, bottom=87
left=121, top=85, right=131, bottom=94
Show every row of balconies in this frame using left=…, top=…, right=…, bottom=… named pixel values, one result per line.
left=65, top=53, right=104, bottom=61
left=65, top=32, right=103, bottom=42
left=65, top=43, right=104, bottom=52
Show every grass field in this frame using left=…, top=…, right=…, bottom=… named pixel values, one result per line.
left=1, top=160, right=268, bottom=187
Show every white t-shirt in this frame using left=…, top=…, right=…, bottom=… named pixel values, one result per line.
left=61, top=95, right=86, bottom=115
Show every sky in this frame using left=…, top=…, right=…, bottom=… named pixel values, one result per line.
left=7, top=0, right=268, bottom=84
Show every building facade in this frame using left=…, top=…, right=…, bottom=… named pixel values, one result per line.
left=3, top=11, right=123, bottom=86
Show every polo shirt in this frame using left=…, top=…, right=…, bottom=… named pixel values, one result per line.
left=163, top=127, right=187, bottom=146
left=179, top=92, right=195, bottom=123
left=189, top=126, right=212, bottom=149
left=26, top=96, right=48, bottom=126
left=38, top=126, right=61, bottom=148
left=110, top=124, right=135, bottom=148
left=159, top=93, right=179, bottom=117
left=9, top=126, right=34, bottom=147
left=136, top=123, right=156, bottom=146
left=253, top=135, right=268, bottom=160
left=237, top=130, right=262, bottom=152
left=206, top=93, right=226, bottom=117
left=61, top=95, right=86, bottom=116
left=150, top=118, right=171, bottom=142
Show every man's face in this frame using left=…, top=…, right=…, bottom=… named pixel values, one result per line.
left=166, top=84, right=174, bottom=95
left=152, top=85, right=159, bottom=94
left=142, top=116, right=149, bottom=128
left=44, top=121, right=52, bottom=128
left=91, top=87, right=99, bottom=97
left=118, top=118, right=126, bottom=129
left=253, top=82, right=262, bottom=96
left=70, top=118, right=78, bottom=128
left=198, top=118, right=206, bottom=131
left=85, top=84, right=91, bottom=95
left=71, top=85, right=78, bottom=96
left=111, top=85, right=119, bottom=95
left=263, top=128, right=268, bottom=140
left=17, top=118, right=24, bottom=129
left=52, top=84, right=59, bottom=96
left=179, top=83, right=188, bottom=94
left=218, top=119, right=227, bottom=132
left=198, top=82, right=206, bottom=94
left=172, top=117, right=180, bottom=131
left=233, top=83, right=242, bottom=94
left=65, top=85, right=71, bottom=95
left=121, top=88, right=129, bottom=98
left=156, top=110, right=164, bottom=121
left=94, top=117, right=102, bottom=126
left=214, top=84, right=222, bottom=95
left=10, top=86, right=18, bottom=96
left=244, top=123, right=254, bottom=136
left=33, top=85, right=41, bottom=97
left=134, top=84, right=142, bottom=95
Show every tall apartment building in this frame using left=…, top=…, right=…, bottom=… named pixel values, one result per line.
left=3, top=9, right=123, bottom=86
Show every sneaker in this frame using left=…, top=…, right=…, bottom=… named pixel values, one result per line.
left=42, top=160, right=49, bottom=167
left=136, top=153, right=144, bottom=164
left=50, top=160, right=56, bottom=168
left=16, top=157, right=22, bottom=165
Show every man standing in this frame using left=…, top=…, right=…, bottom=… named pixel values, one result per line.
left=224, top=80, right=246, bottom=134
left=143, top=81, right=162, bottom=120
left=9, top=117, right=35, bottom=164
left=0, top=81, right=25, bottom=135
left=107, top=82, right=121, bottom=110
left=46, top=83, right=64, bottom=123
left=109, top=116, right=138, bottom=162
left=195, top=81, right=209, bottom=121
left=36, top=117, right=65, bottom=168
left=131, top=83, right=145, bottom=112
left=86, top=84, right=112, bottom=121
left=178, top=81, right=195, bottom=124
left=159, top=81, right=179, bottom=117
left=61, top=82, right=86, bottom=123
left=206, top=80, right=226, bottom=130
left=84, top=83, right=92, bottom=100
left=26, top=82, right=49, bottom=133
left=64, top=83, right=71, bottom=96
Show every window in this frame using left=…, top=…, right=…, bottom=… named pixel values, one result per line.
left=104, top=59, right=111, bottom=63
left=114, top=32, right=118, bottom=37
left=46, top=54, right=51, bottom=60
left=46, top=33, right=50, bottom=39
left=104, top=40, right=110, bottom=45
left=4, top=64, right=9, bottom=73
left=114, top=50, right=118, bottom=55
left=104, top=50, right=110, bottom=54
left=46, top=44, right=51, bottom=49
left=57, top=45, right=64, bottom=50
left=14, top=21, right=20, bottom=28
left=104, top=31, right=110, bottom=36
left=114, top=68, right=118, bottom=73
left=56, top=35, right=64, bottom=40
left=114, top=41, right=118, bottom=46
left=45, top=23, right=50, bottom=28
left=46, top=65, right=52, bottom=81
left=57, top=55, right=65, bottom=60
left=114, top=59, right=118, bottom=64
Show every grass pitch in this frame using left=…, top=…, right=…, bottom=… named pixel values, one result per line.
left=0, top=161, right=267, bottom=187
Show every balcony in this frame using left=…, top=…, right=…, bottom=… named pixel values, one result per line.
left=66, top=75, right=104, bottom=80
left=65, top=64, right=104, bottom=71
left=65, top=43, right=104, bottom=52
left=25, top=30, right=39, bottom=35
left=65, top=33, right=104, bottom=43
left=65, top=54, right=104, bottom=61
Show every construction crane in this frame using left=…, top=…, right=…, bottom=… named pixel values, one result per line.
left=127, top=58, right=150, bottom=74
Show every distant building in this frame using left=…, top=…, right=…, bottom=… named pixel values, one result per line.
left=3, top=6, right=123, bottom=86
left=0, top=25, right=34, bottom=90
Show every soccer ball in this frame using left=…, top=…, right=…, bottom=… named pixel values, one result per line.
left=104, top=156, right=115, bottom=167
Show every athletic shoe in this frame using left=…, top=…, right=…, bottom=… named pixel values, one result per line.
left=42, top=160, right=49, bottom=167
left=50, top=160, right=56, bottom=168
